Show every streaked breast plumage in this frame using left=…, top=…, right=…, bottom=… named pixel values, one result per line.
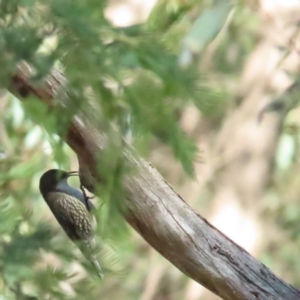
left=39, top=169, right=103, bottom=278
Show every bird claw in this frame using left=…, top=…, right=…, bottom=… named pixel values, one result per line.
left=80, top=184, right=94, bottom=209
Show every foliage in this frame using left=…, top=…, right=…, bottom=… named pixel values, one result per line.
left=2, top=0, right=299, bottom=299
left=0, top=0, right=234, bottom=298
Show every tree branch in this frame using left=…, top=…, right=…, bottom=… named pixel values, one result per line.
left=9, top=62, right=300, bottom=300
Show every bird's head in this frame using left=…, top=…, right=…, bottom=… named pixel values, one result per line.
left=39, top=169, right=78, bottom=197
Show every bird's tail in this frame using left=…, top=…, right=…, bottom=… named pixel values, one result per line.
left=91, top=257, right=104, bottom=279
left=79, top=238, right=104, bottom=279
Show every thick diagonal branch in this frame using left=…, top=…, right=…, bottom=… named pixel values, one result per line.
left=9, top=63, right=300, bottom=300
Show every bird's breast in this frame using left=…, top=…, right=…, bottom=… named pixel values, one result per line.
left=45, top=192, right=93, bottom=240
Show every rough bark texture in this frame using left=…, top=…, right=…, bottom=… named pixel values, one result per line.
left=8, top=63, right=300, bottom=300
left=169, top=3, right=300, bottom=299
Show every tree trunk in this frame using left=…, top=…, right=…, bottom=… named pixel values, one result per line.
left=9, top=62, right=300, bottom=300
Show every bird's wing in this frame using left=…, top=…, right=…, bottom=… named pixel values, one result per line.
left=46, top=192, right=94, bottom=241
left=45, top=192, right=103, bottom=278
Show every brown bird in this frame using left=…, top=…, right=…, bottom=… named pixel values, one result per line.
left=39, top=169, right=103, bottom=278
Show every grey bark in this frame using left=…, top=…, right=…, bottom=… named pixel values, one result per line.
left=9, top=63, right=300, bottom=300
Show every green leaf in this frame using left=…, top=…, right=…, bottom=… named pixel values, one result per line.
left=179, top=0, right=232, bottom=66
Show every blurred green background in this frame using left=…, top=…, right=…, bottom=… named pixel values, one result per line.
left=1, top=0, right=300, bottom=299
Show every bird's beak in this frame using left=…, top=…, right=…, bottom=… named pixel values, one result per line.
left=67, top=171, right=79, bottom=177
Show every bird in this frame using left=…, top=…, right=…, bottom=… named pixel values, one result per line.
left=39, top=169, right=104, bottom=278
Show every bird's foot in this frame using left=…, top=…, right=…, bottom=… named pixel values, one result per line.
left=80, top=184, right=95, bottom=210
